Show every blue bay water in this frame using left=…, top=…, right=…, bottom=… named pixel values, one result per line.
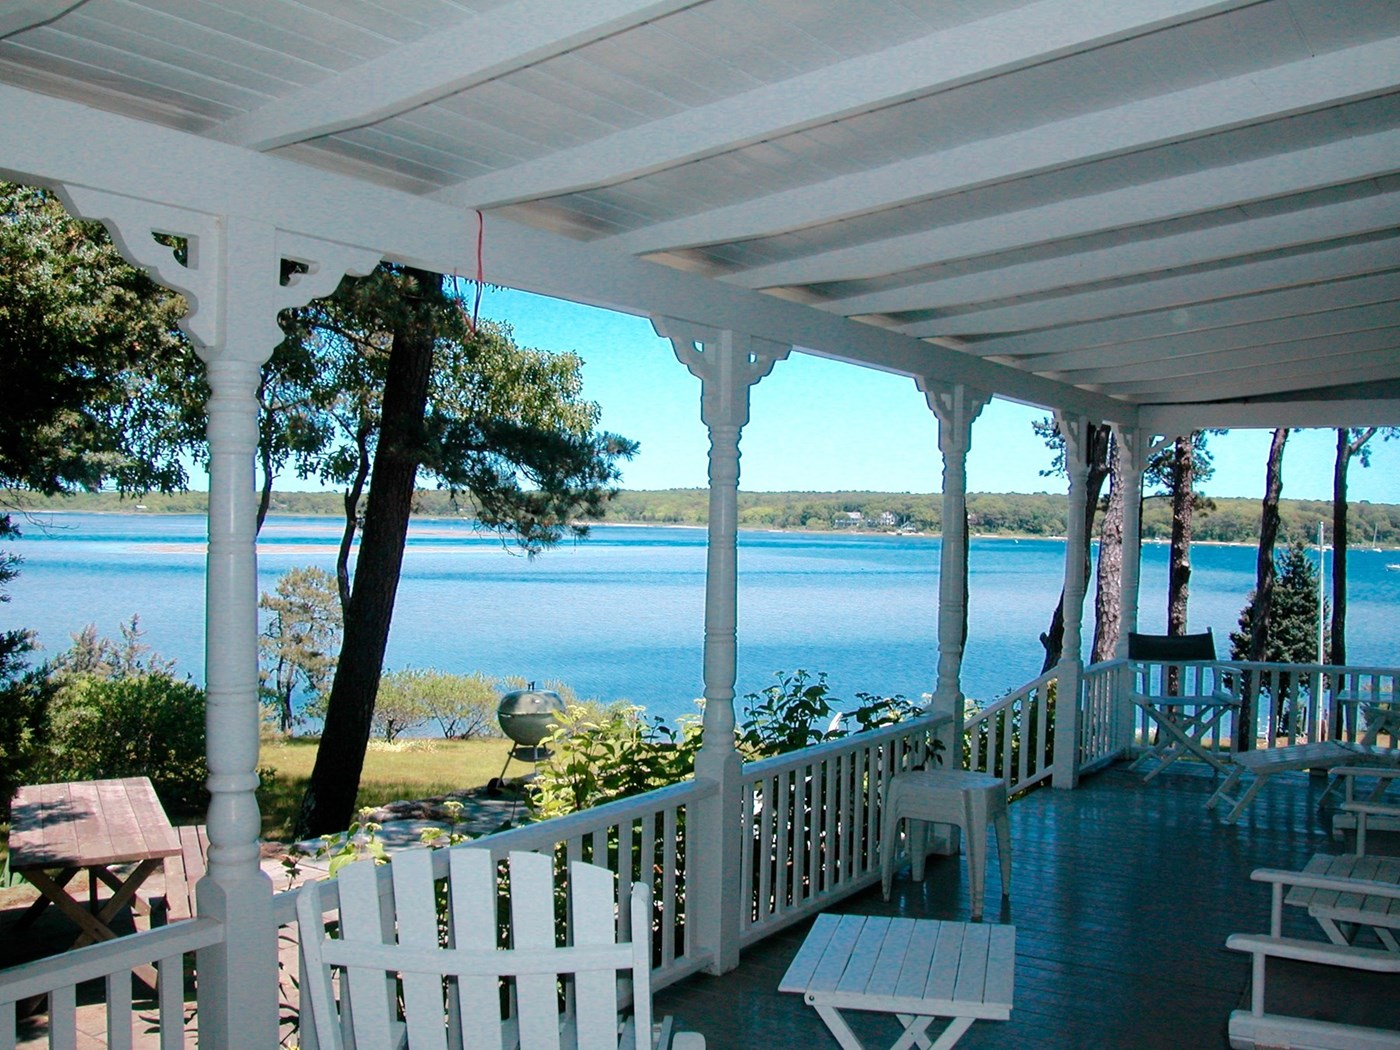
left=5, top=513, right=1397, bottom=727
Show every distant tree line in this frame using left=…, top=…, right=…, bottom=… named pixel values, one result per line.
left=30, top=487, right=1400, bottom=548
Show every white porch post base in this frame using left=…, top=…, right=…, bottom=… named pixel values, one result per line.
left=657, top=319, right=787, bottom=975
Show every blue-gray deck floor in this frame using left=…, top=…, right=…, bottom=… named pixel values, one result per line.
left=654, top=761, right=1399, bottom=1049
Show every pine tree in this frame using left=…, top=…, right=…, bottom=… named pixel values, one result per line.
left=1230, top=540, right=1326, bottom=737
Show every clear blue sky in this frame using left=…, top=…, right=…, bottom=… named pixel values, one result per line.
left=478, top=287, right=1400, bottom=504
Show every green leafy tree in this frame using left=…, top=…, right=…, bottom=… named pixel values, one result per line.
left=259, top=566, right=342, bottom=733
left=34, top=622, right=206, bottom=813
left=0, top=184, right=204, bottom=804
left=369, top=669, right=435, bottom=742
left=289, top=265, right=637, bottom=837
left=0, top=182, right=201, bottom=497
left=413, top=670, right=503, bottom=740
left=49, top=614, right=175, bottom=681
left=38, top=674, right=209, bottom=813
left=0, top=518, right=53, bottom=815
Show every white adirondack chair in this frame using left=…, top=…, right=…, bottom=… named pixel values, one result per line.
left=296, top=848, right=705, bottom=1050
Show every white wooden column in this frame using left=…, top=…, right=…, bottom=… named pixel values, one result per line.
left=917, top=380, right=989, bottom=760
left=654, top=318, right=788, bottom=975
left=59, top=187, right=378, bottom=1047
left=1051, top=411, right=1093, bottom=789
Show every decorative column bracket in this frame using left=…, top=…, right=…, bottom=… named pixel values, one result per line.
left=57, top=186, right=381, bottom=358
left=919, top=380, right=990, bottom=460
left=656, top=318, right=791, bottom=430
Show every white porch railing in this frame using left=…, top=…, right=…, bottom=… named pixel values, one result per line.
left=964, top=671, right=1059, bottom=794
left=1079, top=661, right=1125, bottom=775
left=10, top=658, right=1390, bottom=1047
left=738, top=713, right=947, bottom=947
left=1106, top=657, right=1398, bottom=764
left=0, top=918, right=222, bottom=1050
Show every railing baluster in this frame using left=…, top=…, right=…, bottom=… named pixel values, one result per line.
left=49, top=985, right=77, bottom=1049
left=662, top=805, right=678, bottom=968
left=105, top=970, right=133, bottom=1050
left=739, top=781, right=756, bottom=933
left=767, top=778, right=778, bottom=924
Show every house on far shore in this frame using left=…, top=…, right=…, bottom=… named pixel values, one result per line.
left=834, top=511, right=864, bottom=528
left=878, top=511, right=901, bottom=529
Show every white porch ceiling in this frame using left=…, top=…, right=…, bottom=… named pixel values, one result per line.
left=2, top=0, right=1398, bottom=432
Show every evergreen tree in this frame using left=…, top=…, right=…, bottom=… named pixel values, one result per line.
left=1229, top=541, right=1326, bottom=665
left=1230, top=540, right=1326, bottom=739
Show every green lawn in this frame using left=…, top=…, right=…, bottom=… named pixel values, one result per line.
left=257, top=736, right=517, bottom=841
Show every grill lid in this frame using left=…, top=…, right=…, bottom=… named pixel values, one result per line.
left=497, top=685, right=566, bottom=747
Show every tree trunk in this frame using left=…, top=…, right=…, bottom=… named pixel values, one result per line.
left=1092, top=448, right=1124, bottom=663
left=1040, top=424, right=1112, bottom=672
left=1167, top=437, right=1195, bottom=636
left=1330, top=427, right=1376, bottom=667
left=1239, top=427, right=1288, bottom=751
left=1249, top=429, right=1289, bottom=661
left=296, top=268, right=440, bottom=838
left=335, top=422, right=372, bottom=612
left=256, top=384, right=275, bottom=535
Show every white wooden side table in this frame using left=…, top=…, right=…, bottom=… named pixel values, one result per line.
left=780, top=913, right=1014, bottom=1050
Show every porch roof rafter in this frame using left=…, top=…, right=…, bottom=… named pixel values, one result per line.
left=0, top=0, right=1396, bottom=429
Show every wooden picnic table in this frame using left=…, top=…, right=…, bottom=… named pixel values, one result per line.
left=8, top=777, right=182, bottom=950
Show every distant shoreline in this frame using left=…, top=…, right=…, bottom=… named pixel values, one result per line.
left=15, top=508, right=1398, bottom=553
left=10, top=489, right=1397, bottom=549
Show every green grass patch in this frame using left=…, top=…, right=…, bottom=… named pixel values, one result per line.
left=257, top=736, right=516, bottom=841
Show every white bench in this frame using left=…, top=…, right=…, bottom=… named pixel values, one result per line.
left=1207, top=742, right=1400, bottom=824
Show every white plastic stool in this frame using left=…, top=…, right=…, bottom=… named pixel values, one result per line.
left=880, top=769, right=1011, bottom=920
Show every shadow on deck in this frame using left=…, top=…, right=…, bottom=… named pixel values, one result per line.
left=655, top=761, right=1398, bottom=1049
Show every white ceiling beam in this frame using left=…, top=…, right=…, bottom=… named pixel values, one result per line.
left=1095, top=350, right=1400, bottom=399
left=1049, top=327, right=1400, bottom=384
left=1142, top=399, right=1400, bottom=431
left=733, top=131, right=1400, bottom=291
left=0, top=82, right=1126, bottom=422
left=900, top=240, right=1400, bottom=337
left=964, top=273, right=1400, bottom=358
left=209, top=0, right=701, bottom=151
left=1016, top=302, right=1400, bottom=371
left=604, top=38, right=1400, bottom=256
left=828, top=193, right=1400, bottom=316
left=0, top=0, right=83, bottom=38
left=442, top=0, right=1254, bottom=209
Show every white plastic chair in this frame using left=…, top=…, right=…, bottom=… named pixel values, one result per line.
left=297, top=848, right=704, bottom=1050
